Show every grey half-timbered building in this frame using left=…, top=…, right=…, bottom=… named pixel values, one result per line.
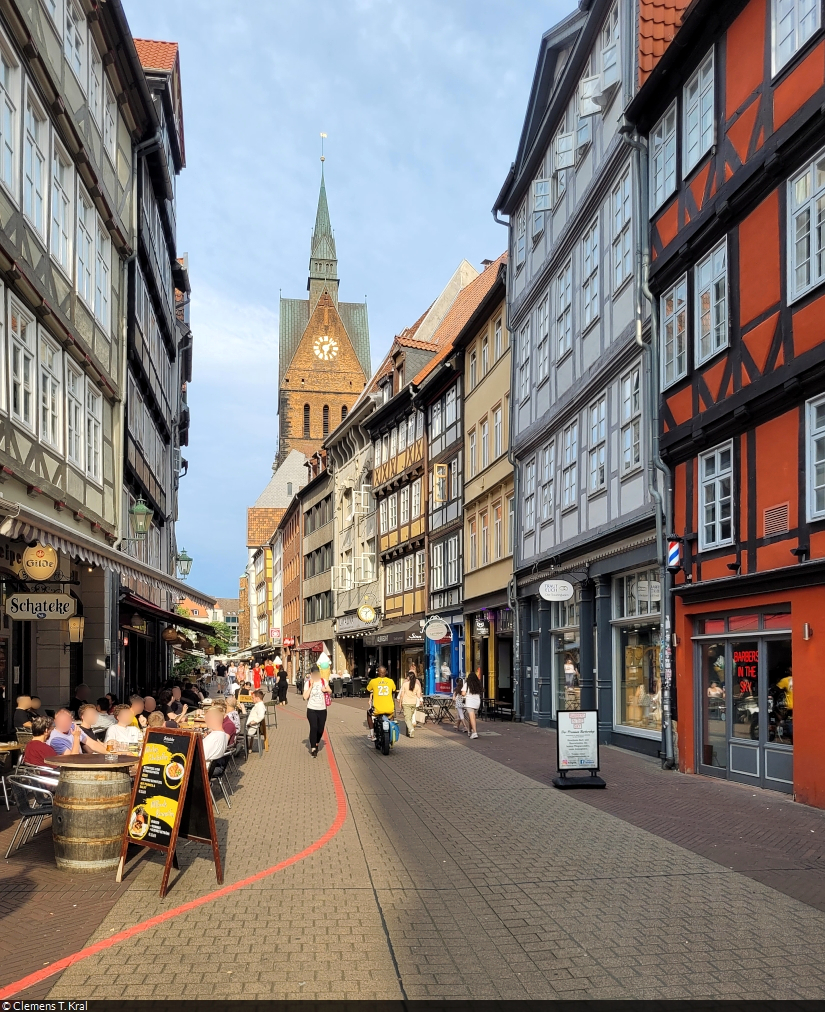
left=494, top=0, right=663, bottom=754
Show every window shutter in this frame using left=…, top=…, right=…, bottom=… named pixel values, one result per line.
left=555, top=133, right=574, bottom=170
left=601, top=42, right=620, bottom=90
left=579, top=76, right=601, bottom=117
left=576, top=117, right=592, bottom=150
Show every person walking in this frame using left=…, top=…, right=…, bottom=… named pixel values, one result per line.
left=302, top=664, right=330, bottom=758
left=462, top=672, right=482, bottom=739
left=276, top=664, right=289, bottom=706
left=453, top=677, right=468, bottom=733
left=398, top=667, right=423, bottom=738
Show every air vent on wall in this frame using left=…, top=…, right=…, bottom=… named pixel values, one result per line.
left=763, top=503, right=790, bottom=538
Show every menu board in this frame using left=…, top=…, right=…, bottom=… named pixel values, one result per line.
left=117, top=728, right=222, bottom=897
left=557, top=709, right=599, bottom=770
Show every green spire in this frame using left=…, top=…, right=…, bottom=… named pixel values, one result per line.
left=311, top=166, right=337, bottom=262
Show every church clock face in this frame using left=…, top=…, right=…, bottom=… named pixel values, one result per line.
left=313, top=335, right=339, bottom=361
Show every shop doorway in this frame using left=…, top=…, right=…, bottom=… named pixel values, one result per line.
left=697, top=630, right=793, bottom=793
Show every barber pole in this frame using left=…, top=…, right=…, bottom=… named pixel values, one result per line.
left=667, top=540, right=681, bottom=573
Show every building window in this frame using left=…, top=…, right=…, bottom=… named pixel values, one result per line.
left=373, top=439, right=382, bottom=467
left=322, top=404, right=330, bottom=436
left=386, top=562, right=395, bottom=596
left=341, top=405, right=348, bottom=421
left=557, top=260, right=572, bottom=357
left=519, top=324, right=530, bottom=400
left=789, top=149, right=825, bottom=301
left=449, top=458, right=459, bottom=500
left=651, top=102, right=677, bottom=211
left=382, top=432, right=390, bottom=461
left=0, top=47, right=17, bottom=197
left=494, top=318, right=502, bottom=360
left=481, top=418, right=489, bottom=469
left=612, top=168, right=631, bottom=289
left=589, top=397, right=606, bottom=492
left=86, top=385, right=102, bottom=482
left=51, top=147, right=72, bottom=272
left=494, top=407, right=502, bottom=458
left=303, top=403, right=310, bottom=437
left=481, top=511, right=489, bottom=566
left=379, top=499, right=388, bottom=534
left=447, top=534, right=459, bottom=585
left=23, top=95, right=46, bottom=236
left=469, top=516, right=477, bottom=570
left=524, top=458, right=536, bottom=529
left=407, top=413, right=416, bottom=447
left=468, top=429, right=476, bottom=478
left=683, top=51, right=714, bottom=175
left=404, top=554, right=414, bottom=591
left=89, top=41, right=102, bottom=127
left=515, top=201, right=526, bottom=269
left=395, top=561, right=403, bottom=595
left=773, top=0, right=821, bottom=73
left=416, top=549, right=426, bottom=586
left=806, top=395, right=825, bottom=520
left=40, top=336, right=61, bottom=448
left=621, top=367, right=641, bottom=474
left=553, top=111, right=572, bottom=202
left=699, top=442, right=734, bottom=550
left=469, top=349, right=477, bottom=389
left=601, top=2, right=620, bottom=86
left=481, top=335, right=489, bottom=377
left=388, top=492, right=397, bottom=529
left=287, top=481, right=292, bottom=495
left=695, top=239, right=727, bottom=363
left=494, top=502, right=503, bottom=558
left=400, top=485, right=410, bottom=524
left=582, top=219, right=599, bottom=327
left=507, top=495, right=515, bottom=554
left=64, top=0, right=85, bottom=83
left=563, top=420, right=578, bottom=509
left=445, top=386, right=457, bottom=426
left=77, top=188, right=94, bottom=305
left=412, top=477, right=421, bottom=517
left=533, top=171, right=550, bottom=236
left=431, top=542, right=444, bottom=590
left=94, top=226, right=110, bottom=328
left=536, top=296, right=549, bottom=380
left=540, top=443, right=554, bottom=521
left=103, top=80, right=116, bottom=161
left=66, top=365, right=83, bottom=466
left=431, top=400, right=442, bottom=437
left=662, top=276, right=688, bottom=387
left=10, top=300, right=34, bottom=429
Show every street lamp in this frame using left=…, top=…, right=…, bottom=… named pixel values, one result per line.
left=128, top=497, right=153, bottom=539
left=176, top=548, right=193, bottom=579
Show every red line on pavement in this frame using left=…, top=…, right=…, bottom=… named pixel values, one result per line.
left=0, top=714, right=347, bottom=1000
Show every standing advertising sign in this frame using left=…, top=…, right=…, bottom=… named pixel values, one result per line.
left=116, top=728, right=222, bottom=897
left=553, top=710, right=606, bottom=789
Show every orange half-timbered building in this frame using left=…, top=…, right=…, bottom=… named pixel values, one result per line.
left=629, top=0, right=825, bottom=806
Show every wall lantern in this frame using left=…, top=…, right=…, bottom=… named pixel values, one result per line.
left=176, top=548, right=193, bottom=579
left=64, top=615, right=85, bottom=651
left=129, top=497, right=153, bottom=539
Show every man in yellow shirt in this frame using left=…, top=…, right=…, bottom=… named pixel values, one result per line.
left=366, top=665, right=396, bottom=741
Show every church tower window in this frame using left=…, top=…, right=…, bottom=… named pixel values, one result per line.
left=303, top=404, right=311, bottom=437
left=323, top=404, right=330, bottom=436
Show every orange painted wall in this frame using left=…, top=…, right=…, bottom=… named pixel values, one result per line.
left=674, top=585, right=825, bottom=809
left=739, top=434, right=749, bottom=571
left=701, top=556, right=737, bottom=581
left=725, top=0, right=765, bottom=118
left=773, top=40, right=825, bottom=129
left=755, top=411, right=798, bottom=537
left=792, top=294, right=825, bottom=357
left=739, top=191, right=781, bottom=326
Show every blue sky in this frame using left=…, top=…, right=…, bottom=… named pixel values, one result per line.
left=122, top=0, right=575, bottom=598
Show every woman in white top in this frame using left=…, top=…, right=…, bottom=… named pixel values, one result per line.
left=462, top=672, right=483, bottom=740
left=398, top=668, right=423, bottom=739
left=302, top=664, right=330, bottom=758
left=104, top=704, right=144, bottom=748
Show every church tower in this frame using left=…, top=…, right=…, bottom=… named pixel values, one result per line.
left=277, top=163, right=370, bottom=464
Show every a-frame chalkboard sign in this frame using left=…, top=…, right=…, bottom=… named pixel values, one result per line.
left=116, top=727, right=223, bottom=897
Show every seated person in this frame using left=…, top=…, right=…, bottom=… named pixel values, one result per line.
left=13, top=695, right=33, bottom=729
left=180, top=682, right=201, bottom=707
left=224, top=696, right=241, bottom=736
left=48, top=708, right=107, bottom=755
left=93, top=698, right=116, bottom=729
left=28, top=696, right=46, bottom=718
left=78, top=702, right=107, bottom=741
left=104, top=704, right=145, bottom=749
left=167, top=686, right=184, bottom=715
left=218, top=704, right=236, bottom=746
left=24, top=715, right=60, bottom=765
left=145, top=711, right=167, bottom=731
left=67, top=683, right=91, bottom=718
left=202, top=706, right=229, bottom=763
left=129, top=694, right=147, bottom=729
left=143, top=695, right=157, bottom=716
left=246, top=689, right=267, bottom=739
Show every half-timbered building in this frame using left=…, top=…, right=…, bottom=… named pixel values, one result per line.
left=628, top=0, right=825, bottom=805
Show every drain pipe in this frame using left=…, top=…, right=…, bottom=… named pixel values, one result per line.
left=621, top=125, right=676, bottom=769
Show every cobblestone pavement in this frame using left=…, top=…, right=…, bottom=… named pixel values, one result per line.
left=2, top=697, right=825, bottom=1000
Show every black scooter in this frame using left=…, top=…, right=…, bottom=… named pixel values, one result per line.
left=372, top=709, right=393, bottom=756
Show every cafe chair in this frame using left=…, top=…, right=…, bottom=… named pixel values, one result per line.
left=265, top=699, right=279, bottom=732
left=248, top=721, right=264, bottom=757
left=5, top=775, right=54, bottom=858
left=0, top=750, right=14, bottom=810
left=207, top=758, right=232, bottom=810
left=15, top=729, right=32, bottom=749
left=18, top=764, right=59, bottom=792
left=234, top=715, right=249, bottom=762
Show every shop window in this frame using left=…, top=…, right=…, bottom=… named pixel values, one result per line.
left=617, top=626, right=661, bottom=734
left=616, top=569, right=661, bottom=617
left=729, top=613, right=759, bottom=631
left=554, top=588, right=581, bottom=716
left=806, top=393, right=825, bottom=519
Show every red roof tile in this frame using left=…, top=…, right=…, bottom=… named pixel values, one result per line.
left=639, top=0, right=691, bottom=84
left=134, top=39, right=179, bottom=73
left=412, top=253, right=507, bottom=385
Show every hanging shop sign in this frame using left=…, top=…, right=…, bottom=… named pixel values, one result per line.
left=283, top=636, right=295, bottom=647
left=22, top=542, right=58, bottom=581
left=0, top=538, right=25, bottom=578
left=423, top=618, right=449, bottom=641
left=474, top=617, right=490, bottom=638
left=6, top=593, right=76, bottom=620
left=539, top=580, right=574, bottom=602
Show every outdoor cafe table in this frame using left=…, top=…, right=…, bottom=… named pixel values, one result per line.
left=422, top=694, right=455, bottom=724
left=45, top=753, right=136, bottom=873
left=0, top=742, right=21, bottom=753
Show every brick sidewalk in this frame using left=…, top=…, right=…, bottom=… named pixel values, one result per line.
left=2, top=698, right=825, bottom=1000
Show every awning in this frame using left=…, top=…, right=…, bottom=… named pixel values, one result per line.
left=2, top=510, right=215, bottom=608
left=298, top=640, right=326, bottom=652
left=120, top=592, right=216, bottom=636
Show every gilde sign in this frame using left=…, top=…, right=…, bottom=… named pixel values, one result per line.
left=22, top=542, right=58, bottom=581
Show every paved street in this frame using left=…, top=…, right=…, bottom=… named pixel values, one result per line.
left=3, top=698, right=825, bottom=1001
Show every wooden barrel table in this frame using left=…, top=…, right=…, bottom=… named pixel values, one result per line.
left=46, top=754, right=136, bottom=873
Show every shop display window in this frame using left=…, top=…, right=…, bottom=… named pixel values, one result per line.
left=617, top=626, right=661, bottom=733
